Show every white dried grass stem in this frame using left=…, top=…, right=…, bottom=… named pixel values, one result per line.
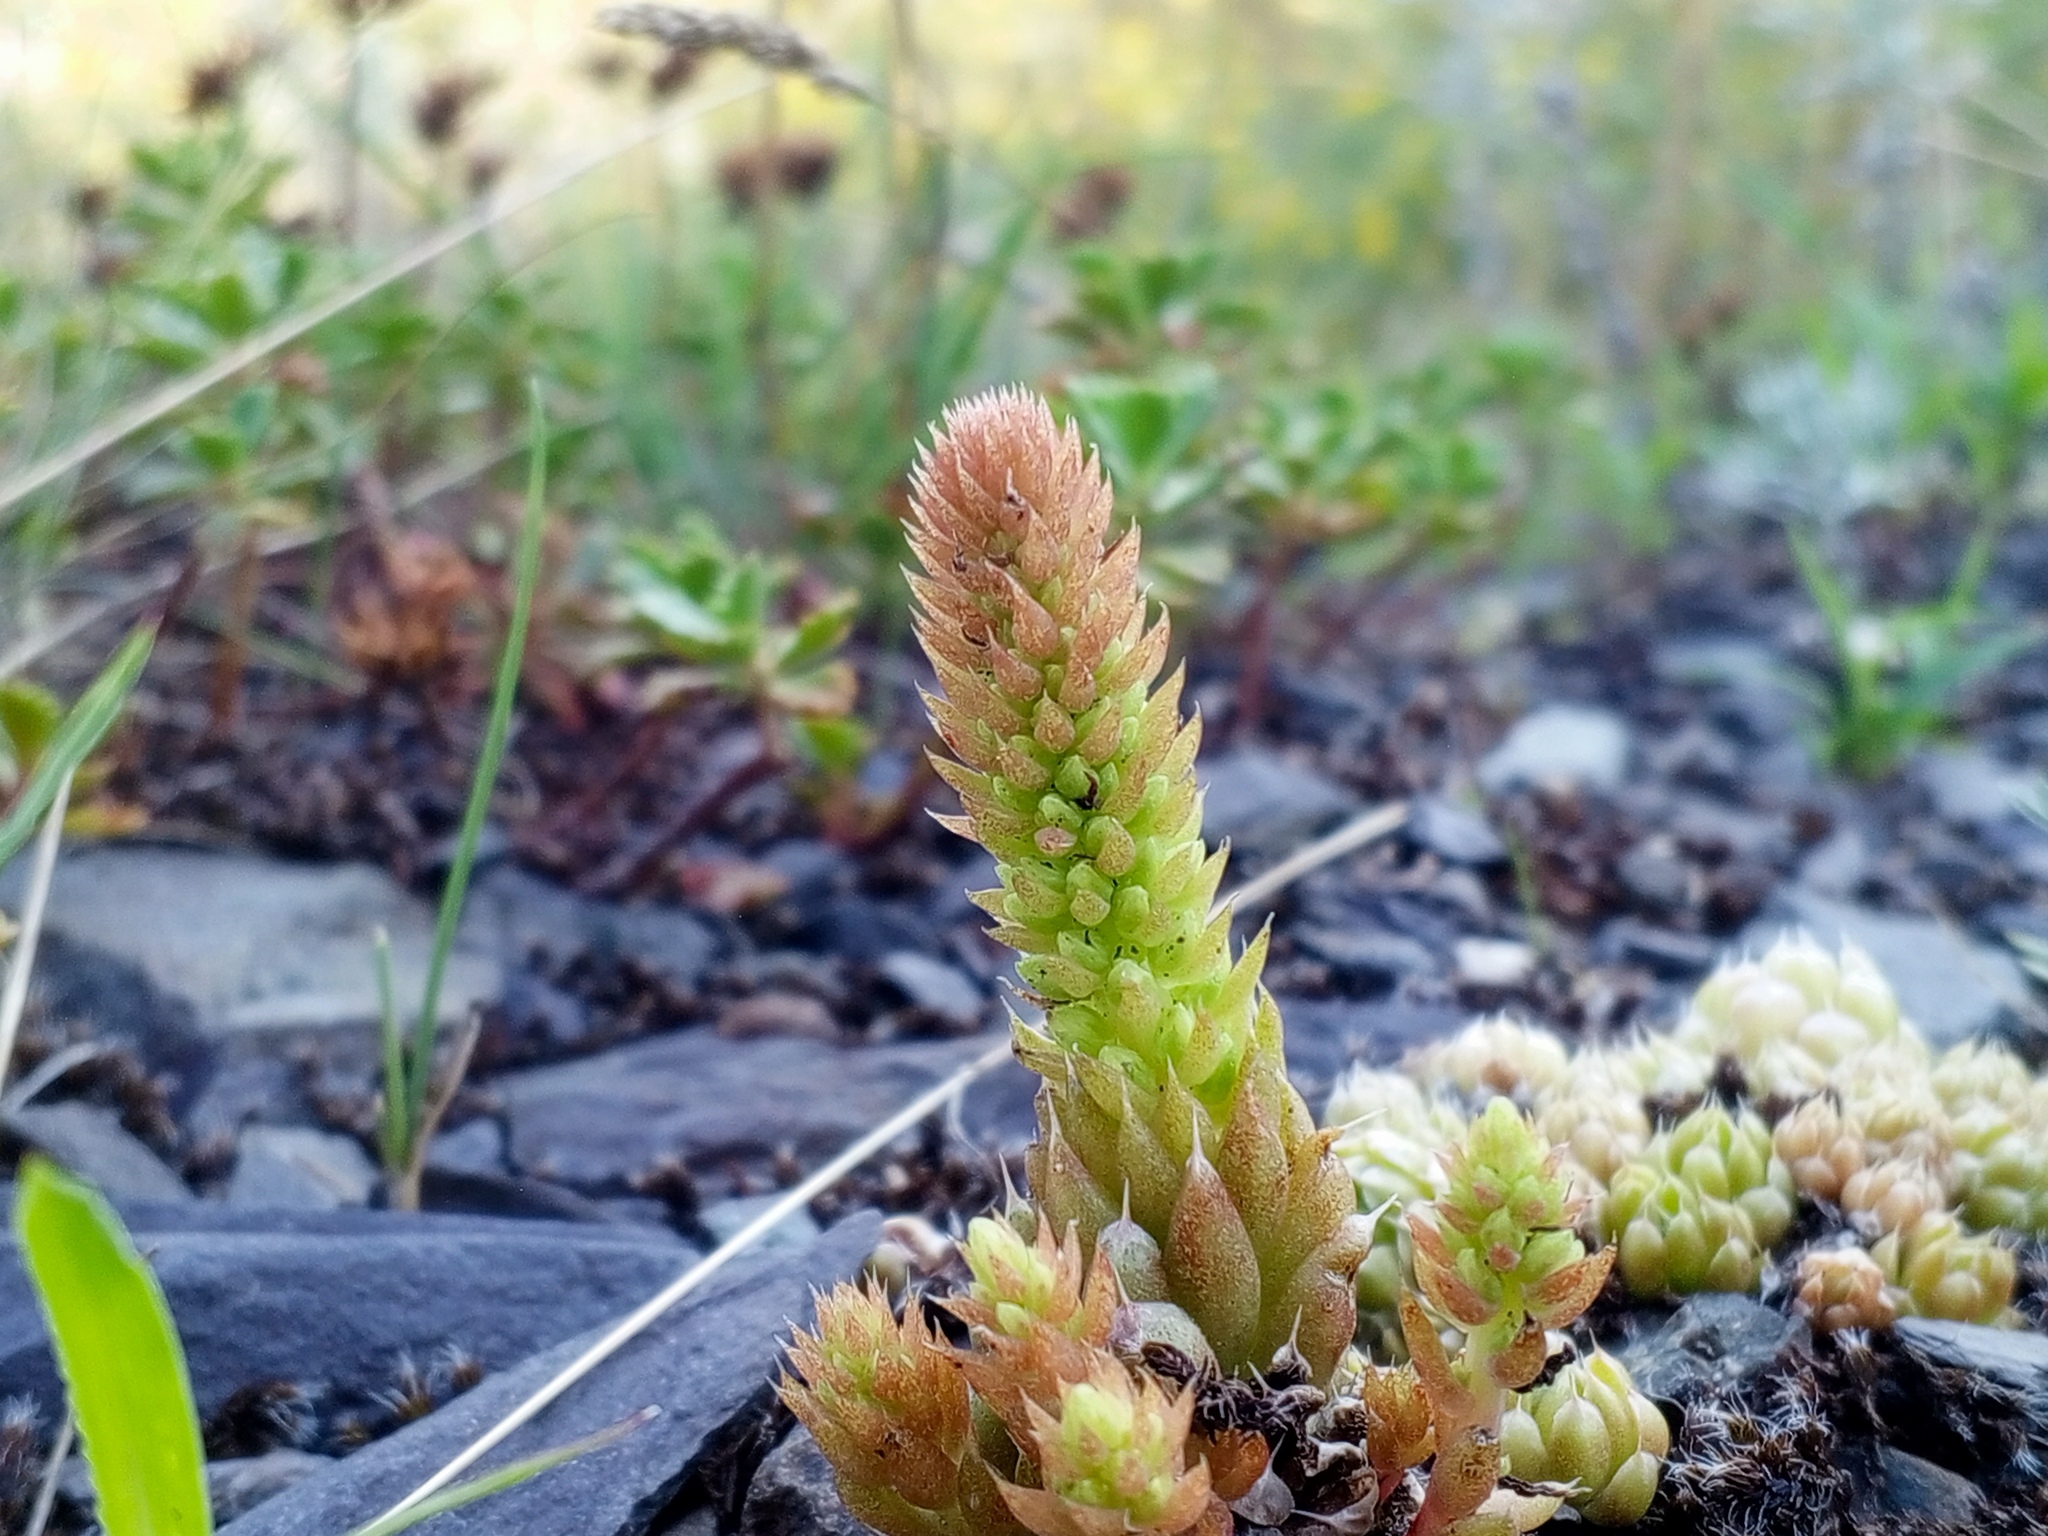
left=0, top=769, right=73, bottom=1093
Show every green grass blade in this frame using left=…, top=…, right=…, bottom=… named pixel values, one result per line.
left=342, top=1408, right=659, bottom=1536
left=0, top=625, right=155, bottom=870
left=372, top=926, right=409, bottom=1172
left=12, top=1156, right=210, bottom=1536
left=405, top=381, right=549, bottom=1132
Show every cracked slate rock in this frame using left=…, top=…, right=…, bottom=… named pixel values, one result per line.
left=1407, top=797, right=1507, bottom=866
left=1198, top=747, right=1357, bottom=856
left=1613, top=1293, right=1807, bottom=1407
left=464, top=866, right=719, bottom=997
left=497, top=1029, right=1002, bottom=1187
left=0, top=848, right=500, bottom=1047
left=226, top=1126, right=379, bottom=1210
left=1746, top=889, right=2031, bottom=1048
left=739, top=1428, right=864, bottom=1536
left=1, top=1102, right=191, bottom=1202
left=219, top=1213, right=879, bottom=1536
left=0, top=1204, right=693, bottom=1418
left=1476, top=705, right=1631, bottom=795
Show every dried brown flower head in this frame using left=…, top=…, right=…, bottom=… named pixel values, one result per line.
left=717, top=135, right=840, bottom=212
left=412, top=70, right=496, bottom=147
left=1051, top=165, right=1135, bottom=243
left=597, top=4, right=869, bottom=99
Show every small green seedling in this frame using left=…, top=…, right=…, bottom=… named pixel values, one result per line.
left=1788, top=526, right=2039, bottom=781
left=375, top=383, right=549, bottom=1211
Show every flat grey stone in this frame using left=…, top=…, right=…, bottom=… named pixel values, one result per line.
left=1915, top=746, right=2035, bottom=829
left=1847, top=1443, right=1985, bottom=1524
left=1477, top=705, right=1632, bottom=795
left=217, top=1214, right=879, bottom=1536
left=226, top=1126, right=378, bottom=1210
left=497, top=1031, right=1001, bottom=1188
left=1799, top=826, right=1872, bottom=898
left=1618, top=838, right=1695, bottom=908
left=1, top=848, right=500, bottom=1047
left=875, top=952, right=985, bottom=1029
left=427, top=1118, right=509, bottom=1177
left=1408, top=797, right=1507, bottom=865
left=1270, top=996, right=1464, bottom=1100
left=740, top=1428, right=864, bottom=1536
left=1745, top=890, right=2032, bottom=1047
left=1198, top=747, right=1357, bottom=855
left=1893, top=1317, right=2048, bottom=1397
left=700, top=1193, right=822, bottom=1251
left=0, top=1205, right=694, bottom=1419
left=465, top=867, right=718, bottom=996
left=1615, top=1293, right=1806, bottom=1406
left=1292, top=927, right=1437, bottom=987
left=210, top=1451, right=333, bottom=1523
left=2, top=1102, right=190, bottom=1202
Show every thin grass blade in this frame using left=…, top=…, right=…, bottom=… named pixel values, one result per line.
left=0, top=625, right=154, bottom=869
left=343, top=1407, right=659, bottom=1536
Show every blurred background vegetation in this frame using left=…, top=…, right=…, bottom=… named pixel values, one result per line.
left=5, top=0, right=2048, bottom=781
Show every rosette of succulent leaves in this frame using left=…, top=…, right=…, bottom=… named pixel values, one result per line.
left=783, top=390, right=1629, bottom=1536
left=1328, top=929, right=2042, bottom=1366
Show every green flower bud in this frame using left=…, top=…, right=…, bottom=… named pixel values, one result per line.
left=1949, top=1103, right=2048, bottom=1236
left=1503, top=1351, right=1669, bottom=1525
left=1411, top=1099, right=1610, bottom=1358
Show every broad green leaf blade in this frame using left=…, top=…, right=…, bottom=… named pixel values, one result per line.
left=13, top=1156, right=210, bottom=1536
left=343, top=1407, right=659, bottom=1536
left=0, top=626, right=155, bottom=869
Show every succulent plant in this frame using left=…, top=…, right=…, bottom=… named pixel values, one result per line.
left=906, top=388, right=1372, bottom=1383
left=1946, top=1103, right=2048, bottom=1236
left=1771, top=1096, right=1866, bottom=1205
left=791, top=390, right=1376, bottom=1536
left=1531, top=1052, right=1650, bottom=1189
left=1840, top=1157, right=1949, bottom=1237
left=781, top=1280, right=994, bottom=1536
left=1597, top=1162, right=1764, bottom=1297
left=1409, top=1016, right=1572, bottom=1107
left=998, top=1361, right=1230, bottom=1536
left=1658, top=1104, right=1797, bottom=1247
left=1677, top=933, right=1908, bottom=1099
left=1501, top=1350, right=1670, bottom=1526
left=1871, top=1210, right=2016, bottom=1325
left=1830, top=1044, right=1947, bottom=1167
left=1401, top=1099, right=1614, bottom=1536
left=1791, top=1245, right=1897, bottom=1333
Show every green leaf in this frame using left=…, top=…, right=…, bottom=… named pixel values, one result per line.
left=13, top=1156, right=210, bottom=1536
left=342, top=1408, right=659, bottom=1536
left=0, top=626, right=155, bottom=870
left=0, top=680, right=65, bottom=776
left=782, top=592, right=858, bottom=671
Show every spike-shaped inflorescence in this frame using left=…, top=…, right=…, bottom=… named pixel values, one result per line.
left=905, top=387, right=1370, bottom=1381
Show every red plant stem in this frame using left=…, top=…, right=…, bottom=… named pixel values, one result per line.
left=582, top=745, right=786, bottom=897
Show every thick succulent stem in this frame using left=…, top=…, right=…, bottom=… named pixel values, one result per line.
left=906, top=388, right=1368, bottom=1382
